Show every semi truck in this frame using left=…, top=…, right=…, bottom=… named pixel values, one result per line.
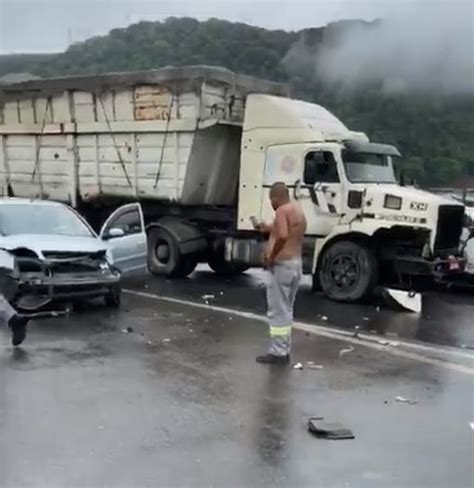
left=0, top=66, right=465, bottom=302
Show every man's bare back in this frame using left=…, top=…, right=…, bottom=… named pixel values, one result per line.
left=268, top=202, right=307, bottom=262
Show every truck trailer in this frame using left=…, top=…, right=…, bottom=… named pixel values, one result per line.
left=0, top=66, right=465, bottom=302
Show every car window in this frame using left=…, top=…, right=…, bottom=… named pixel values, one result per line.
left=103, top=208, right=142, bottom=236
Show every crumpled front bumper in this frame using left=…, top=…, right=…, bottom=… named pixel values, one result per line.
left=17, top=269, right=121, bottom=303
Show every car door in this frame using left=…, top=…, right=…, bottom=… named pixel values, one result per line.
left=100, top=203, right=147, bottom=274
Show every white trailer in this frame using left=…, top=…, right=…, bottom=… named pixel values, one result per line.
left=0, top=66, right=465, bottom=301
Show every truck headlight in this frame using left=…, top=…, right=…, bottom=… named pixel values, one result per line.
left=384, top=194, right=402, bottom=210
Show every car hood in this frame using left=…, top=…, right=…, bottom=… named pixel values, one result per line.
left=0, top=234, right=107, bottom=257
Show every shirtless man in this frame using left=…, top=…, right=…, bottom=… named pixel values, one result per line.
left=255, top=182, right=307, bottom=364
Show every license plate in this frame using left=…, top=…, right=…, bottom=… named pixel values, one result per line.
left=449, top=261, right=460, bottom=271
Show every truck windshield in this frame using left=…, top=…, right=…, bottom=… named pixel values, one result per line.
left=342, top=150, right=397, bottom=184
left=0, top=204, right=94, bottom=237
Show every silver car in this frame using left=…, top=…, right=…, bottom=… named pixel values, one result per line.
left=0, top=199, right=147, bottom=310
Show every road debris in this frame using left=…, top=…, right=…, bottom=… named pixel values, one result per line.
left=376, top=306, right=381, bottom=312
left=306, top=362, right=324, bottom=370
left=395, top=396, right=418, bottom=405
left=121, top=327, right=134, bottom=334
left=353, top=326, right=361, bottom=338
left=385, top=288, right=422, bottom=313
left=308, top=418, right=355, bottom=440
left=378, top=340, right=400, bottom=347
left=228, top=317, right=233, bottom=321
left=219, top=291, right=224, bottom=296
left=147, top=341, right=153, bottom=345
left=202, top=294, right=215, bottom=301
left=162, top=338, right=171, bottom=344
left=362, top=317, right=370, bottom=321
left=338, top=346, right=354, bottom=357
left=320, top=315, right=328, bottom=321
left=293, top=362, right=304, bottom=370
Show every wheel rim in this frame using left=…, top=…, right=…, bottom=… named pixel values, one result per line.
left=155, top=240, right=170, bottom=266
left=328, top=254, right=360, bottom=290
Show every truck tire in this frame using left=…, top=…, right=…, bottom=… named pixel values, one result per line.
left=208, top=249, right=249, bottom=276
left=147, top=227, right=197, bottom=278
left=319, top=240, right=377, bottom=302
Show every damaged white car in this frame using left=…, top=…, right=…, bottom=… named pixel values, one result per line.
left=0, top=199, right=147, bottom=310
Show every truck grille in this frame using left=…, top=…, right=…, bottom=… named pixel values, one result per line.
left=434, top=205, right=464, bottom=251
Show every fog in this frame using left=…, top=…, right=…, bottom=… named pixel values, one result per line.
left=286, top=0, right=473, bottom=94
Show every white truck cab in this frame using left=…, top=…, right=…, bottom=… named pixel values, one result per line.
left=228, top=95, right=465, bottom=301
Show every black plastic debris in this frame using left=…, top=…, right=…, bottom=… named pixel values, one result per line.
left=308, top=418, right=355, bottom=440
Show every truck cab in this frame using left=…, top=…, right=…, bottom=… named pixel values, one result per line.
left=228, top=95, right=465, bottom=301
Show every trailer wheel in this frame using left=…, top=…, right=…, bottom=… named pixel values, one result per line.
left=208, top=249, right=249, bottom=276
left=147, top=227, right=196, bottom=278
left=319, top=240, right=377, bottom=302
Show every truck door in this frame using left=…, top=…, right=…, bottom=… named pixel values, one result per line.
left=262, top=146, right=342, bottom=236
left=300, top=150, right=343, bottom=235
left=100, top=203, right=147, bottom=274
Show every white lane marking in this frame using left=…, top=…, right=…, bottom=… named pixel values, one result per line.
left=124, top=289, right=474, bottom=376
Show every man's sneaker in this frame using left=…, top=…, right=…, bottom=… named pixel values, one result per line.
left=9, top=314, right=29, bottom=347
left=256, top=353, right=290, bottom=365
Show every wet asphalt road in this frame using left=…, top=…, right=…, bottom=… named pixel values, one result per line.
left=125, top=267, right=474, bottom=350
left=1, top=293, right=473, bottom=488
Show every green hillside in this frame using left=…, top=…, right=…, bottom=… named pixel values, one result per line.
left=1, top=17, right=472, bottom=187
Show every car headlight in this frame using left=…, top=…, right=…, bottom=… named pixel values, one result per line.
left=384, top=194, right=402, bottom=210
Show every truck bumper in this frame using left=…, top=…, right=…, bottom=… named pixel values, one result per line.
left=394, top=255, right=465, bottom=278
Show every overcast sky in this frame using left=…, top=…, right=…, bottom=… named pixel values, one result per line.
left=0, top=0, right=454, bottom=53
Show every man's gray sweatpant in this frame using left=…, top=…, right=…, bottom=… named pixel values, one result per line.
left=0, top=294, right=16, bottom=327
left=266, top=259, right=302, bottom=357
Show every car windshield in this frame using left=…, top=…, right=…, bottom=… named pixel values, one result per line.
left=342, top=150, right=397, bottom=183
left=0, top=204, right=94, bottom=237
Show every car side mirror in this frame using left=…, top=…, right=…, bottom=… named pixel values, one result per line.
left=105, top=227, right=125, bottom=239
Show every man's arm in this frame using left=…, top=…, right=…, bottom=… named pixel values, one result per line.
left=267, top=208, right=289, bottom=263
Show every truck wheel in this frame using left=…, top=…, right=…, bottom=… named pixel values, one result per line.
left=208, top=251, right=249, bottom=276
left=319, top=240, right=377, bottom=302
left=147, top=227, right=196, bottom=278
left=105, top=283, right=121, bottom=308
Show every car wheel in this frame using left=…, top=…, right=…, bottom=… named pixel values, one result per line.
left=105, top=283, right=121, bottom=308
left=319, top=240, right=377, bottom=302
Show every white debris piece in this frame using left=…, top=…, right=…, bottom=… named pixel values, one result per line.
left=470, top=422, right=474, bottom=430
left=162, top=338, right=171, bottom=344
left=395, top=396, right=417, bottom=405
left=219, top=291, right=224, bottom=296
left=307, top=362, right=324, bottom=370
left=385, top=288, right=422, bottom=313
left=378, top=340, right=400, bottom=347
left=202, top=294, right=215, bottom=301
left=339, top=346, right=355, bottom=357
left=293, top=362, right=304, bottom=370
left=321, top=316, right=328, bottom=321
left=362, top=317, right=370, bottom=321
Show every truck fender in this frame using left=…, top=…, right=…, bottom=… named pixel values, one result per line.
left=313, top=228, right=374, bottom=274
left=147, top=218, right=207, bottom=256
